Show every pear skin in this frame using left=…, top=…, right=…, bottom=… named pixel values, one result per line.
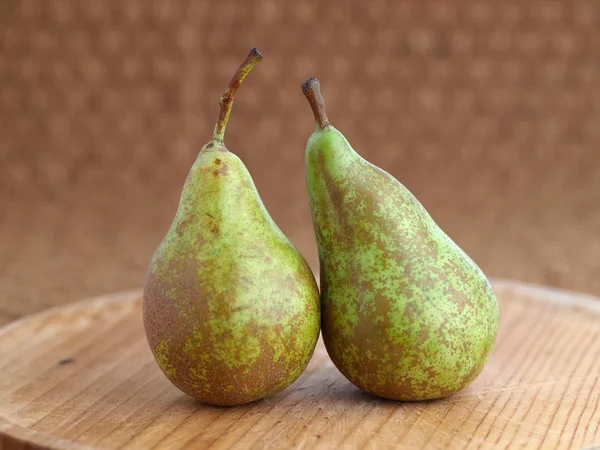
left=302, top=78, right=499, bottom=401
left=142, top=51, right=320, bottom=406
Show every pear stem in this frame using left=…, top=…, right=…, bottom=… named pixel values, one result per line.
left=302, top=78, right=330, bottom=129
left=212, top=48, right=262, bottom=143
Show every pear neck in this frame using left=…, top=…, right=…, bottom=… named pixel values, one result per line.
left=201, top=139, right=229, bottom=153
left=315, top=124, right=332, bottom=132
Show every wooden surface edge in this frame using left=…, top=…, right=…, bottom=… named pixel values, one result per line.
left=492, top=278, right=600, bottom=313
left=0, top=290, right=143, bottom=340
left=0, top=414, right=93, bottom=450
left=0, top=290, right=143, bottom=450
left=0, top=280, right=599, bottom=449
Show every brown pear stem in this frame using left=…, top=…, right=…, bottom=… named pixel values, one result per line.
left=302, top=77, right=330, bottom=129
left=212, top=48, right=262, bottom=143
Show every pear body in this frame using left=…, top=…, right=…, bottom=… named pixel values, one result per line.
left=306, top=127, right=499, bottom=401
left=144, top=142, right=320, bottom=406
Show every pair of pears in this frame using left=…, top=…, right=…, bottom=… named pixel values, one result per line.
left=143, top=49, right=499, bottom=406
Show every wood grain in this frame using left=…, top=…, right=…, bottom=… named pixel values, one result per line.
left=0, top=281, right=599, bottom=450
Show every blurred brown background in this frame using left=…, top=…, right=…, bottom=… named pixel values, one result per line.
left=1, top=0, right=599, bottom=325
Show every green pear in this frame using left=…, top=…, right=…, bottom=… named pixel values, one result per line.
left=302, top=78, right=499, bottom=401
left=142, top=50, right=320, bottom=406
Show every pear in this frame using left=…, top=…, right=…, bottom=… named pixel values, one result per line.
left=302, top=78, right=499, bottom=401
left=142, top=50, right=320, bottom=407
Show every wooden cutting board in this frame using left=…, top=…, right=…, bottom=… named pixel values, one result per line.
left=0, top=281, right=599, bottom=450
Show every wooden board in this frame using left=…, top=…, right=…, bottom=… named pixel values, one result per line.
left=0, top=281, right=599, bottom=450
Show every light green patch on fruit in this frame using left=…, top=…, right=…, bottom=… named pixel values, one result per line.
left=152, top=340, right=176, bottom=379
left=183, top=329, right=204, bottom=354
left=359, top=291, right=376, bottom=317
left=167, top=286, right=192, bottom=321
left=190, top=364, right=209, bottom=390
